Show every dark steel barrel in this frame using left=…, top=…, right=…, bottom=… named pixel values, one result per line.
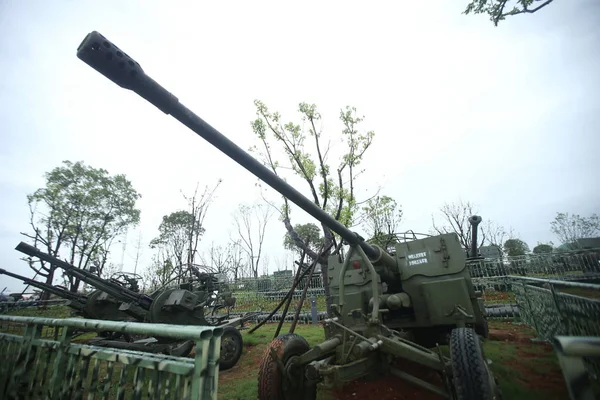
left=15, top=242, right=153, bottom=308
left=75, top=31, right=383, bottom=262
left=0, top=267, right=86, bottom=301
left=468, top=215, right=482, bottom=259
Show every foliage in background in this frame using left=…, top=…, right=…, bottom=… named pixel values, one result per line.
left=533, top=242, right=554, bottom=254
left=550, top=212, right=600, bottom=249
left=21, top=160, right=141, bottom=295
left=283, top=223, right=323, bottom=257
left=361, top=195, right=403, bottom=250
left=464, top=0, right=556, bottom=26
left=503, top=238, right=530, bottom=256
left=149, top=180, right=221, bottom=285
left=249, top=101, right=379, bottom=314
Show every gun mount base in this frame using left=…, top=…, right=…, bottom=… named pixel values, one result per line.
left=148, top=288, right=211, bottom=326
left=84, top=290, right=134, bottom=321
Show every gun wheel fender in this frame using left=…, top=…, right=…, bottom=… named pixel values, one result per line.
left=257, top=333, right=316, bottom=400
left=450, top=327, right=501, bottom=400
left=219, top=326, right=243, bottom=371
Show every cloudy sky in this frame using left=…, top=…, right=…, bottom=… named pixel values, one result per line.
left=1, top=0, right=598, bottom=292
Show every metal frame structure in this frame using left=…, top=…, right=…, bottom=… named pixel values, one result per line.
left=0, top=315, right=222, bottom=399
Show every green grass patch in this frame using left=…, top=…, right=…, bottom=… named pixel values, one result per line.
left=5, top=305, right=74, bottom=319
left=241, top=322, right=325, bottom=348
left=233, top=295, right=327, bottom=313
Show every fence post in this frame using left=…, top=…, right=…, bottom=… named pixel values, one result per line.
left=549, top=283, right=570, bottom=336
left=5, top=323, right=41, bottom=398
left=49, top=326, right=72, bottom=400
left=521, top=282, right=542, bottom=336
left=311, top=296, right=318, bottom=325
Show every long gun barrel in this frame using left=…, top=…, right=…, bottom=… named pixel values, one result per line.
left=0, top=268, right=87, bottom=303
left=15, top=242, right=153, bottom=309
left=76, top=31, right=397, bottom=272
left=468, top=215, right=482, bottom=259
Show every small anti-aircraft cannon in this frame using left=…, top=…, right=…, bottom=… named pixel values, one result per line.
left=0, top=268, right=89, bottom=315
left=15, top=243, right=249, bottom=369
left=75, top=31, right=499, bottom=398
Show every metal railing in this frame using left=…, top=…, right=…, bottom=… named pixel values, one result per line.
left=0, top=315, right=222, bottom=399
left=466, top=248, right=600, bottom=280
left=552, top=336, right=600, bottom=400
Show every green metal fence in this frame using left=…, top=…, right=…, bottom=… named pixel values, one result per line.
left=509, top=276, right=600, bottom=339
left=0, top=316, right=222, bottom=400
left=507, top=276, right=600, bottom=382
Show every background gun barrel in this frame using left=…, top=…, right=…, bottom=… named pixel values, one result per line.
left=76, top=31, right=382, bottom=262
left=468, top=215, right=482, bottom=259
left=15, top=242, right=153, bottom=309
left=0, top=268, right=86, bottom=301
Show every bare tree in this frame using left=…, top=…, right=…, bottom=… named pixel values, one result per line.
left=431, top=200, right=486, bottom=251
left=199, top=241, right=237, bottom=280
left=550, top=212, right=600, bottom=248
left=226, top=239, right=246, bottom=281
left=482, top=220, right=508, bottom=256
left=131, top=230, right=144, bottom=275
left=261, top=254, right=271, bottom=277
left=150, top=180, right=221, bottom=284
left=233, top=203, right=274, bottom=278
left=182, top=180, right=222, bottom=266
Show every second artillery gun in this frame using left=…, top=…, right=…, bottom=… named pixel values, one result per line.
left=75, top=31, right=500, bottom=399
left=15, top=242, right=250, bottom=369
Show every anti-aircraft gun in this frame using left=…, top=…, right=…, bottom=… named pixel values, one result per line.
left=16, top=243, right=147, bottom=322
left=0, top=268, right=89, bottom=315
left=75, top=31, right=499, bottom=399
left=15, top=242, right=248, bottom=369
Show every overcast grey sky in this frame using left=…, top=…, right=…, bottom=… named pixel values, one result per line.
left=1, top=0, right=599, bottom=292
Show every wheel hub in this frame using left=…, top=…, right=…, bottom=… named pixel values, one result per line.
left=221, top=336, right=238, bottom=360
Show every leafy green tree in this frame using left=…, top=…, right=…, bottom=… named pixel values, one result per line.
left=550, top=212, right=600, bottom=249
left=283, top=223, right=323, bottom=256
left=150, top=210, right=200, bottom=282
left=503, top=238, right=530, bottom=257
left=361, top=196, right=403, bottom=250
left=142, top=258, right=176, bottom=293
left=249, top=101, right=378, bottom=313
left=21, top=161, right=141, bottom=294
left=464, top=0, right=556, bottom=26
left=533, top=243, right=553, bottom=254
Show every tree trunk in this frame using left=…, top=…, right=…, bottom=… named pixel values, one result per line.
left=41, top=267, right=56, bottom=301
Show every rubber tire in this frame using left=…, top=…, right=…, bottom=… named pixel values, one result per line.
left=475, top=319, right=489, bottom=339
left=257, top=333, right=316, bottom=400
left=219, top=327, right=243, bottom=371
left=169, top=340, right=195, bottom=357
left=450, top=327, right=495, bottom=400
